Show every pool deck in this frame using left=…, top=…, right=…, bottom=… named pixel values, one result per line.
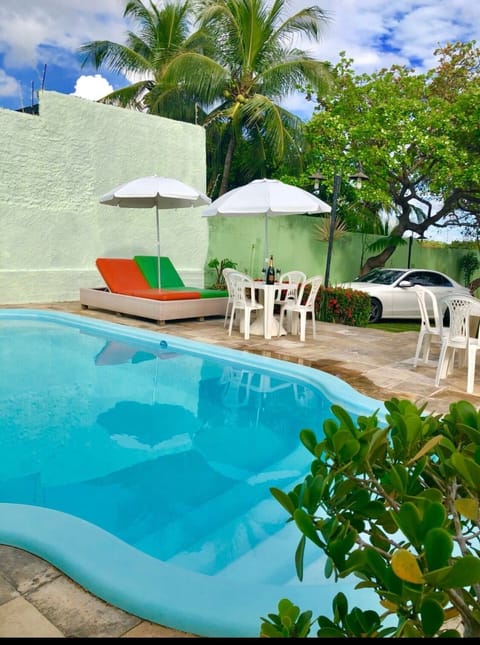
left=0, top=301, right=473, bottom=637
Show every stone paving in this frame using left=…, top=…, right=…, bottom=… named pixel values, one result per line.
left=0, top=301, right=476, bottom=637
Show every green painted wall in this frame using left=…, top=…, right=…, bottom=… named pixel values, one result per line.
left=204, top=214, right=472, bottom=288
left=1, top=91, right=209, bottom=304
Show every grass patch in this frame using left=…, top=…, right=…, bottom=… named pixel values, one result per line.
left=368, top=320, right=420, bottom=333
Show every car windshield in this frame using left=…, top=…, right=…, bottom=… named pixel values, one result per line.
left=354, top=269, right=406, bottom=285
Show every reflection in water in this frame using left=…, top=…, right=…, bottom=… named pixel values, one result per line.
left=194, top=365, right=322, bottom=479
left=94, top=340, right=177, bottom=365
left=97, top=401, right=198, bottom=451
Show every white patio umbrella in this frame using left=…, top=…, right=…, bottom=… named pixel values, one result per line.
left=100, top=175, right=211, bottom=287
left=202, top=178, right=331, bottom=262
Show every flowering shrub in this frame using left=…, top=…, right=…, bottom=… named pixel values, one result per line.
left=298, top=284, right=370, bottom=326
left=316, top=286, right=371, bottom=327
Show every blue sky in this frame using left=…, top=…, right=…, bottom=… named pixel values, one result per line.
left=1, top=0, right=478, bottom=121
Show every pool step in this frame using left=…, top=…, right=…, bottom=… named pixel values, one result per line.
left=214, top=519, right=328, bottom=586
left=134, top=443, right=309, bottom=566
left=165, top=493, right=294, bottom=581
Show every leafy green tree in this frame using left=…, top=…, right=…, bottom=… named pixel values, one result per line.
left=303, top=41, right=480, bottom=275
left=263, top=398, right=480, bottom=637
left=78, top=0, right=208, bottom=123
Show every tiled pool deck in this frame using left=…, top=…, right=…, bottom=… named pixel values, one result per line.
left=0, top=301, right=474, bottom=637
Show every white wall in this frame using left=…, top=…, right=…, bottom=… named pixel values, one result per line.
left=0, top=91, right=209, bottom=304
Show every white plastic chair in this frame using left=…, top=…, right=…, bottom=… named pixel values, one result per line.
left=413, top=286, right=447, bottom=367
left=466, top=309, right=480, bottom=394
left=222, top=267, right=240, bottom=329
left=228, top=272, right=264, bottom=340
left=435, top=294, right=480, bottom=391
left=274, top=270, right=307, bottom=332
left=277, top=275, right=323, bottom=342
left=219, top=366, right=253, bottom=407
left=274, top=271, right=307, bottom=306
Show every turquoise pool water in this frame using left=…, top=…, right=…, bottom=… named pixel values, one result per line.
left=0, top=309, right=386, bottom=637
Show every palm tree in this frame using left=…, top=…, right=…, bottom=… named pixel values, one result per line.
left=164, top=0, right=332, bottom=195
left=78, top=0, right=208, bottom=123
left=79, top=0, right=332, bottom=196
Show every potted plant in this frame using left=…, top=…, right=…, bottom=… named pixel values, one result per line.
left=207, top=257, right=238, bottom=289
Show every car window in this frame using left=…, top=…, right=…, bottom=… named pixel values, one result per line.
left=354, top=269, right=404, bottom=285
left=407, top=271, right=452, bottom=287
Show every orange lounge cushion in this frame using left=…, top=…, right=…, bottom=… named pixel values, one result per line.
left=125, top=289, right=201, bottom=301
left=96, top=258, right=150, bottom=293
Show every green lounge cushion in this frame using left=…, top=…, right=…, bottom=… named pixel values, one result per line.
left=197, top=289, right=228, bottom=298
left=134, top=256, right=185, bottom=289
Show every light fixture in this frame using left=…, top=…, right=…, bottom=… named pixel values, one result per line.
left=349, top=162, right=369, bottom=189
left=309, top=171, right=326, bottom=194
left=311, top=164, right=369, bottom=287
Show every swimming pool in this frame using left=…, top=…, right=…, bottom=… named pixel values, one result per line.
left=0, top=309, right=386, bottom=637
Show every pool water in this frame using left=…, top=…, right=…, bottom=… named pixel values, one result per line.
left=0, top=310, right=386, bottom=637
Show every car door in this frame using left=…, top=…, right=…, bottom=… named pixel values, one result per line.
left=423, top=272, right=465, bottom=317
left=403, top=270, right=453, bottom=318
left=392, top=271, right=425, bottom=317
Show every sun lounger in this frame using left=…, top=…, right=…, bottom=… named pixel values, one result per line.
left=94, top=258, right=201, bottom=300
left=80, top=257, right=229, bottom=324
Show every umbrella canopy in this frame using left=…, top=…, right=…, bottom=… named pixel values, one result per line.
left=100, top=175, right=211, bottom=287
left=202, top=178, right=331, bottom=261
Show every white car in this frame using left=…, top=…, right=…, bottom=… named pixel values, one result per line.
left=340, top=267, right=470, bottom=323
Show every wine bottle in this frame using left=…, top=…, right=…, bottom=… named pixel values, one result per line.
left=265, top=255, right=275, bottom=285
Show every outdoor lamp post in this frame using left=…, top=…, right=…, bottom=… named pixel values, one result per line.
left=310, top=164, right=369, bottom=288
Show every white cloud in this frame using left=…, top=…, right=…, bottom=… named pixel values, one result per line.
left=290, top=0, right=480, bottom=75
left=0, top=0, right=127, bottom=68
left=0, top=68, right=19, bottom=98
left=71, top=74, right=113, bottom=100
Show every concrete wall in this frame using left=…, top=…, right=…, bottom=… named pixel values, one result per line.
left=1, top=91, right=209, bottom=304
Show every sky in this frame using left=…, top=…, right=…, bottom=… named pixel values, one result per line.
left=0, top=0, right=479, bottom=120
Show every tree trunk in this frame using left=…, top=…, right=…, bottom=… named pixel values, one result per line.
left=219, top=135, right=236, bottom=196
left=469, top=277, right=480, bottom=295
left=360, top=245, right=398, bottom=276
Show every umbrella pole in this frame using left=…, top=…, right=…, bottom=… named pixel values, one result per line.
left=264, top=215, right=268, bottom=263
left=155, top=204, right=161, bottom=288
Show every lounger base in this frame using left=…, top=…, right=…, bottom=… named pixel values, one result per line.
left=79, top=287, right=228, bottom=324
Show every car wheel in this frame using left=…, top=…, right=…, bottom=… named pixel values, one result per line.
left=369, top=298, right=382, bottom=323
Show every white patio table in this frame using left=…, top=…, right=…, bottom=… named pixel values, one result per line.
left=249, top=281, right=287, bottom=339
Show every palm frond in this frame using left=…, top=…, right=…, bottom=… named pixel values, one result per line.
left=367, top=235, right=408, bottom=253
left=314, top=217, right=347, bottom=241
